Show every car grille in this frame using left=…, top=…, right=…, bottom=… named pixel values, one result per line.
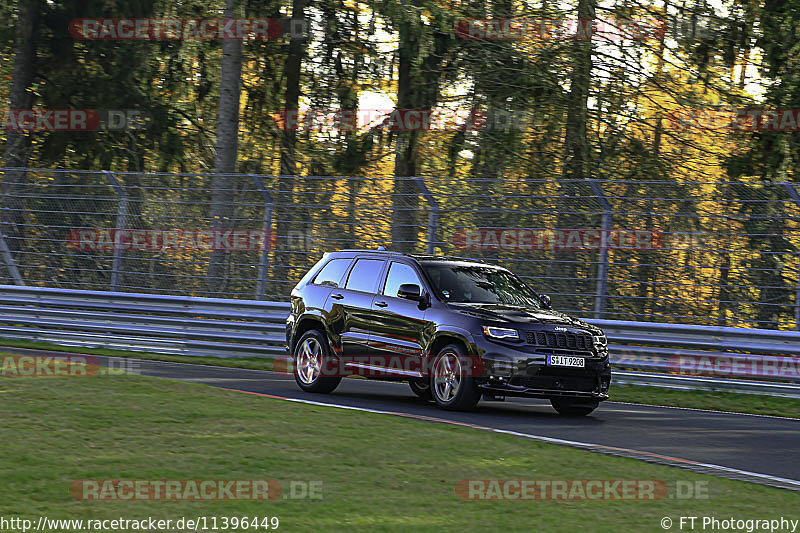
left=525, top=330, right=593, bottom=351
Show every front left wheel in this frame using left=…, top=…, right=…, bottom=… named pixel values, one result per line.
left=430, top=345, right=481, bottom=411
left=293, top=330, right=341, bottom=393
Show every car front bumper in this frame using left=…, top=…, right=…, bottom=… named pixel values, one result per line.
left=474, top=340, right=612, bottom=400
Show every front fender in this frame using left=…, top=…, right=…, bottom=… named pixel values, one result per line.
left=427, top=325, right=479, bottom=355
left=424, top=326, right=486, bottom=378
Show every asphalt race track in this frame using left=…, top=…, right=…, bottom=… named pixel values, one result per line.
left=9, top=348, right=800, bottom=490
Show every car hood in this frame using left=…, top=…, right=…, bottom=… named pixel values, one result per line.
left=447, top=302, right=602, bottom=334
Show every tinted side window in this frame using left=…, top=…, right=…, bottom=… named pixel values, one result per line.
left=313, top=258, right=351, bottom=287
left=345, top=259, right=385, bottom=293
left=383, top=262, right=422, bottom=297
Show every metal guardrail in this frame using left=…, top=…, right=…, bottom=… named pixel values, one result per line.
left=0, top=285, right=289, bottom=359
left=1, top=285, right=799, bottom=398
left=3, top=169, right=800, bottom=331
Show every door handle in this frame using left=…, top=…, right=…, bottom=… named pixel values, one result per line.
left=331, top=293, right=344, bottom=300
left=374, top=301, right=388, bottom=308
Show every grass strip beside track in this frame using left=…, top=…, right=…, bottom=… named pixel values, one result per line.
left=0, top=372, right=797, bottom=532
left=1, top=338, right=798, bottom=419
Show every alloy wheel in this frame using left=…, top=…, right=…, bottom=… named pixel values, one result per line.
left=296, top=337, right=322, bottom=384
left=433, top=351, right=462, bottom=402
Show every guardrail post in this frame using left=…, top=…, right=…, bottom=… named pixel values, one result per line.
left=414, top=177, right=439, bottom=254
left=588, top=179, right=611, bottom=319
left=252, top=175, right=274, bottom=300
left=0, top=227, right=24, bottom=285
left=105, top=171, right=128, bottom=291
left=782, top=181, right=800, bottom=330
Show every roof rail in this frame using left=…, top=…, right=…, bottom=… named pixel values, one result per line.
left=335, top=250, right=487, bottom=263
left=337, top=248, right=405, bottom=255
left=408, top=254, right=487, bottom=263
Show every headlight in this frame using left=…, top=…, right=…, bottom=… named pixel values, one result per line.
left=482, top=326, right=520, bottom=341
left=592, top=334, right=607, bottom=348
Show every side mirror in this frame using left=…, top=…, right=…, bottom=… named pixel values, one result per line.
left=539, top=294, right=552, bottom=309
left=397, top=283, right=423, bottom=301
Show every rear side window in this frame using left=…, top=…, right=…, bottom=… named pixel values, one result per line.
left=345, top=259, right=385, bottom=293
left=383, top=262, right=422, bottom=297
left=313, top=258, right=351, bottom=287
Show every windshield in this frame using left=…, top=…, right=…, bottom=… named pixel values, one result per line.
left=421, top=263, right=542, bottom=307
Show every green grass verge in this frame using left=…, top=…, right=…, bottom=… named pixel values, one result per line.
left=0, top=372, right=796, bottom=532
left=0, top=338, right=276, bottom=371
left=2, top=338, right=798, bottom=419
left=610, top=384, right=800, bottom=419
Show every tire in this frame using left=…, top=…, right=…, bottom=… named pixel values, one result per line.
left=293, top=330, right=341, bottom=393
left=550, top=397, right=599, bottom=417
left=430, top=344, right=481, bottom=411
left=408, top=377, right=433, bottom=401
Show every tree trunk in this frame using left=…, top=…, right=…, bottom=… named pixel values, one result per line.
left=207, top=0, right=243, bottom=295
left=638, top=0, right=669, bottom=308
left=1, top=0, right=41, bottom=258
left=390, top=11, right=451, bottom=253
left=390, top=17, right=419, bottom=253
left=561, top=0, right=595, bottom=181
left=555, top=0, right=596, bottom=311
left=274, top=0, right=306, bottom=295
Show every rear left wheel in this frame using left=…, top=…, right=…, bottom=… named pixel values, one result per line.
left=293, top=330, right=341, bottom=393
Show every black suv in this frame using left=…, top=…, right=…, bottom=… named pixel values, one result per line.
left=285, top=249, right=611, bottom=415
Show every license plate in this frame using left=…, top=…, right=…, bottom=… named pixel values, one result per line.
left=547, top=355, right=585, bottom=368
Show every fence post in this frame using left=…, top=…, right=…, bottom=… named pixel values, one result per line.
left=414, top=177, right=439, bottom=254
left=588, top=179, right=611, bottom=319
left=105, top=171, right=128, bottom=291
left=0, top=227, right=24, bottom=285
left=782, top=182, right=800, bottom=330
left=252, top=175, right=274, bottom=300
left=0, top=167, right=26, bottom=285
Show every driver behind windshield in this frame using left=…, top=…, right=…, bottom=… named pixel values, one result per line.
left=421, top=263, right=541, bottom=308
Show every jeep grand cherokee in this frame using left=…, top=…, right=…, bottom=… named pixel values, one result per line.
left=285, top=249, right=611, bottom=415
